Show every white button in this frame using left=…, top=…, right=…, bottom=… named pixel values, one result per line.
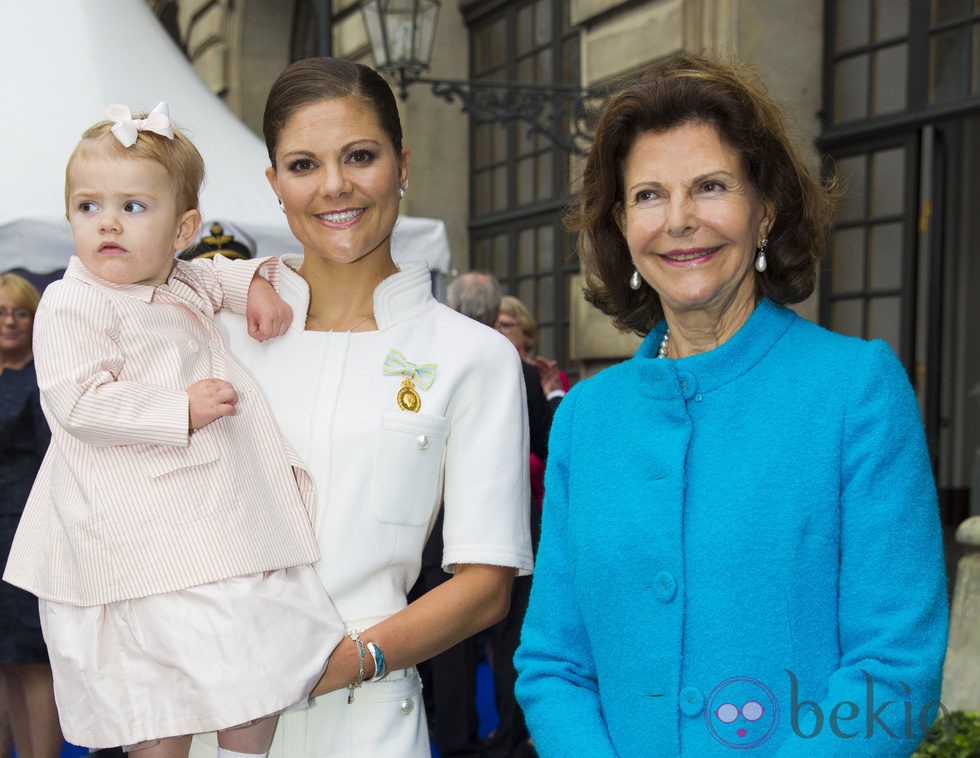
left=417, top=435, right=430, bottom=451
left=188, top=340, right=199, bottom=352
left=208, top=339, right=220, bottom=351
left=400, top=697, right=414, bottom=716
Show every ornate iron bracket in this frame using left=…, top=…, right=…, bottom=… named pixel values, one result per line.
left=393, top=69, right=602, bottom=155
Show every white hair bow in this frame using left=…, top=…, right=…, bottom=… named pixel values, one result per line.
left=105, top=101, right=174, bottom=147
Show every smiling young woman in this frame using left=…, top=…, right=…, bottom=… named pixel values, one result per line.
left=190, top=58, right=534, bottom=758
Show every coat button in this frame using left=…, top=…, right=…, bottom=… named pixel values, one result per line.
left=677, top=371, right=698, bottom=399
left=417, top=435, right=430, bottom=451
left=679, top=686, right=705, bottom=716
left=399, top=697, right=414, bottom=716
left=653, top=571, right=677, bottom=603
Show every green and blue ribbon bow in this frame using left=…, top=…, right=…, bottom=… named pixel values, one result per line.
left=383, top=349, right=437, bottom=390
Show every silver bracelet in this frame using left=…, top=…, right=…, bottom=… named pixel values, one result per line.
left=366, top=640, right=388, bottom=681
left=346, top=631, right=365, bottom=704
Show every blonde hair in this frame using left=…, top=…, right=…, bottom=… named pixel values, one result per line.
left=498, top=295, right=537, bottom=355
left=0, top=273, right=41, bottom=315
left=64, top=112, right=205, bottom=217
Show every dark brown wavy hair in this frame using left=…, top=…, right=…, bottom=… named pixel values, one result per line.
left=571, top=52, right=836, bottom=336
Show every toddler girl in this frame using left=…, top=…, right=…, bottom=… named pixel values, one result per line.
left=3, top=102, right=343, bottom=758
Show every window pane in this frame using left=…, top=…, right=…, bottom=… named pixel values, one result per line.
left=831, top=299, right=865, bottom=338
left=517, top=55, right=535, bottom=83
left=517, top=123, right=536, bottom=155
left=933, top=0, right=969, bottom=24
left=537, top=48, right=553, bottom=83
left=872, top=44, right=909, bottom=114
left=930, top=26, right=971, bottom=103
left=538, top=324, right=555, bottom=359
left=474, top=170, right=491, bottom=214
left=536, top=152, right=554, bottom=200
left=868, top=296, right=902, bottom=354
left=493, top=165, right=508, bottom=211
left=474, top=18, right=507, bottom=75
left=517, top=4, right=534, bottom=56
left=493, top=123, right=507, bottom=163
left=535, top=0, right=552, bottom=47
left=539, top=269, right=555, bottom=320
left=832, top=227, right=866, bottom=291
left=870, top=147, right=905, bottom=217
left=474, top=124, right=494, bottom=167
left=973, top=21, right=980, bottom=95
left=538, top=226, right=555, bottom=273
left=538, top=225, right=555, bottom=271
left=838, top=0, right=872, bottom=49
left=876, top=0, right=910, bottom=38
left=836, top=155, right=868, bottom=221
left=517, top=156, right=535, bottom=205
left=517, top=278, right=536, bottom=312
left=473, top=237, right=490, bottom=270
left=493, top=235, right=509, bottom=280
left=490, top=19, right=507, bottom=70
left=518, top=229, right=536, bottom=275
left=836, top=56, right=870, bottom=122
left=868, top=222, right=904, bottom=289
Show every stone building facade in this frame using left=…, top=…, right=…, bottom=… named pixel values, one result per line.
left=152, top=0, right=980, bottom=521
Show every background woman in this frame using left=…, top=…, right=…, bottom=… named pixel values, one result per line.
left=494, top=295, right=568, bottom=412
left=0, top=273, right=62, bottom=758
left=514, top=53, right=948, bottom=757
left=193, top=57, right=533, bottom=757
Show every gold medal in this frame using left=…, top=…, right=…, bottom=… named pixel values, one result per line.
left=396, top=379, right=421, bottom=412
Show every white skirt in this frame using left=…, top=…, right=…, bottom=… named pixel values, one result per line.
left=40, top=566, right=344, bottom=749
left=191, top=666, right=431, bottom=758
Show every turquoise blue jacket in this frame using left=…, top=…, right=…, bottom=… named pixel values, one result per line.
left=514, top=299, right=949, bottom=757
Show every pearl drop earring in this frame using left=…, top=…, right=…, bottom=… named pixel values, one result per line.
left=278, top=200, right=285, bottom=214
left=755, top=237, right=768, bottom=273
left=629, top=269, right=642, bottom=290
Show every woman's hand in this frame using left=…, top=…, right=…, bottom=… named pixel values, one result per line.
left=309, top=563, right=514, bottom=698
left=533, top=355, right=564, bottom=395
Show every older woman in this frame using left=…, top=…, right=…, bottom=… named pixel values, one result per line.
left=514, top=53, right=948, bottom=757
left=0, top=273, right=62, bottom=758
left=495, top=295, right=568, bottom=407
left=191, top=57, right=532, bottom=758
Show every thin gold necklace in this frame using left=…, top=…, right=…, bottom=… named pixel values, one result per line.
left=306, top=311, right=375, bottom=333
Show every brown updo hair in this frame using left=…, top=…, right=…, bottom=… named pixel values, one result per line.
left=571, top=52, right=836, bottom=336
left=263, top=57, right=403, bottom=167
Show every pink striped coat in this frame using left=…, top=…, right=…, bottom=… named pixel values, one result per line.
left=3, top=256, right=320, bottom=606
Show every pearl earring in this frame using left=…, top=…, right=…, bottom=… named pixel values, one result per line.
left=279, top=200, right=285, bottom=214
left=399, top=188, right=405, bottom=199
left=629, top=269, right=642, bottom=290
left=755, top=237, right=768, bottom=273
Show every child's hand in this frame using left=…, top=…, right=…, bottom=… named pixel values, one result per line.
left=246, top=274, right=292, bottom=342
left=187, top=378, right=238, bottom=431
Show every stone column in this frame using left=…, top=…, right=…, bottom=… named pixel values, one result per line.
left=940, top=516, right=980, bottom=710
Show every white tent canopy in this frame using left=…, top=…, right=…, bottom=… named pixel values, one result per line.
left=0, top=0, right=451, bottom=276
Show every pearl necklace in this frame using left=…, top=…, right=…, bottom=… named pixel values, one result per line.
left=657, top=328, right=670, bottom=359
left=307, top=312, right=375, bottom=333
